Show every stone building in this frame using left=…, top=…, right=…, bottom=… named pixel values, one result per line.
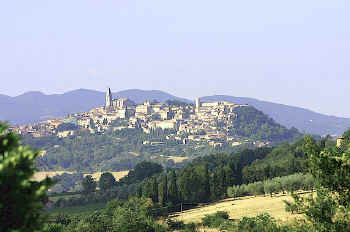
left=105, top=88, right=113, bottom=111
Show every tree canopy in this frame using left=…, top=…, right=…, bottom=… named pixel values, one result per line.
left=0, top=123, right=53, bottom=232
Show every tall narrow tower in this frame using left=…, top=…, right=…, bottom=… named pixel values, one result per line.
left=195, top=97, right=201, bottom=113
left=105, top=88, right=113, bottom=111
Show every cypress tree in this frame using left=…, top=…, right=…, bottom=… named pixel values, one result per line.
left=160, top=174, right=168, bottom=206
left=203, top=164, right=211, bottom=202
left=136, top=185, right=142, bottom=198
left=152, top=177, right=159, bottom=203
left=210, top=171, right=220, bottom=200
left=217, top=165, right=226, bottom=197
left=179, top=170, right=192, bottom=203
left=168, top=170, right=179, bottom=204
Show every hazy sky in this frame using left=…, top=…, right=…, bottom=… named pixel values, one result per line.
left=1, top=1, right=350, bottom=117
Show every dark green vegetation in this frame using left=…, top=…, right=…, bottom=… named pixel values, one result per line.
left=50, top=137, right=308, bottom=209
left=51, top=173, right=83, bottom=193
left=196, top=211, right=310, bottom=232
left=195, top=133, right=350, bottom=232
left=228, top=173, right=314, bottom=198
left=230, top=106, right=300, bottom=142
left=48, top=131, right=349, bottom=231
left=0, top=123, right=53, bottom=232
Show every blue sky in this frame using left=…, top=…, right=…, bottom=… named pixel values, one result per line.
left=1, top=1, right=349, bottom=117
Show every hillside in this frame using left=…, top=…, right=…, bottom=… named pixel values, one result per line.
left=23, top=106, right=302, bottom=172
left=230, top=106, right=300, bottom=142
left=173, top=194, right=301, bottom=223
left=202, top=95, right=350, bottom=135
left=1, top=89, right=350, bottom=135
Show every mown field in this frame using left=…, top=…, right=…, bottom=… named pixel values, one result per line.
left=47, top=203, right=106, bottom=217
left=172, top=193, right=307, bottom=224
left=33, top=171, right=129, bottom=182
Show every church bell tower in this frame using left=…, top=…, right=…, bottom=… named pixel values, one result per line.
left=105, top=88, right=113, bottom=111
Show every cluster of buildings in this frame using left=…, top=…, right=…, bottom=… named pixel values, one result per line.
left=9, top=88, right=255, bottom=147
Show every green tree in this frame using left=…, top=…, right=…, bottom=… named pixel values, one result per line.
left=217, top=165, right=226, bottom=198
left=160, top=174, right=168, bottom=206
left=203, top=164, right=211, bottom=202
left=178, top=169, right=192, bottom=203
left=82, top=175, right=96, bottom=194
left=151, top=177, right=159, bottom=203
left=136, top=185, right=143, bottom=198
left=110, top=197, right=156, bottom=232
left=99, top=172, right=116, bottom=191
left=168, top=171, right=179, bottom=205
left=119, top=161, right=163, bottom=185
left=210, top=172, right=221, bottom=201
left=0, top=123, right=54, bottom=232
left=285, top=134, right=350, bottom=231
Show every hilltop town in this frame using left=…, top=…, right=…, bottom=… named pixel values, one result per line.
left=9, top=88, right=275, bottom=148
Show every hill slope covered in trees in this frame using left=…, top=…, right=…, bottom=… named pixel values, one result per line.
left=24, top=106, right=302, bottom=172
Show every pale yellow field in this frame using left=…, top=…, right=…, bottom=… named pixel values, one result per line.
left=166, top=156, right=188, bottom=163
left=83, top=171, right=129, bottom=181
left=33, top=171, right=129, bottom=181
left=172, top=194, right=303, bottom=224
left=128, top=152, right=140, bottom=156
left=33, top=171, right=74, bottom=181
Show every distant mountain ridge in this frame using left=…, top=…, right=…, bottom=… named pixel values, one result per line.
left=201, top=95, right=350, bottom=136
left=0, top=89, right=190, bottom=126
left=1, top=89, right=349, bottom=135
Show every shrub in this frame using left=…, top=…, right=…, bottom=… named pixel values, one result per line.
left=166, top=218, right=185, bottom=230
left=237, top=213, right=280, bottom=232
left=202, top=211, right=229, bottom=228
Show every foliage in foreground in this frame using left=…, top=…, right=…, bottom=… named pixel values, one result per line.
left=199, top=212, right=310, bottom=232
left=44, top=197, right=169, bottom=232
left=0, top=123, right=54, bottom=232
left=282, top=135, right=350, bottom=231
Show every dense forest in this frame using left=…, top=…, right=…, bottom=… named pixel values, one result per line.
left=51, top=136, right=313, bottom=207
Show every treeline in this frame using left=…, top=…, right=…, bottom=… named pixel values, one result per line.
left=227, top=173, right=314, bottom=198
left=53, top=138, right=313, bottom=208
left=241, top=140, right=310, bottom=183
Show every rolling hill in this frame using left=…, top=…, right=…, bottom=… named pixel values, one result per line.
left=201, top=95, right=350, bottom=135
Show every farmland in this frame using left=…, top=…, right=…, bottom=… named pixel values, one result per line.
left=33, top=171, right=129, bottom=182
left=172, top=193, right=306, bottom=223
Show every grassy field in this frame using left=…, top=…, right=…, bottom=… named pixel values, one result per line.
left=172, top=193, right=307, bottom=224
left=33, top=171, right=74, bottom=181
left=47, top=203, right=106, bottom=217
left=159, top=154, right=189, bottom=163
left=33, top=170, right=129, bottom=182
left=49, top=193, right=82, bottom=203
left=166, top=156, right=188, bottom=163
left=83, top=171, right=129, bottom=181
